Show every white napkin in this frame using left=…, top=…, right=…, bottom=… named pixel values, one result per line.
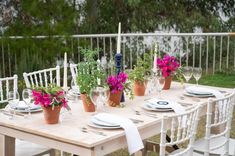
left=92, top=113, right=144, bottom=155
left=186, top=86, right=224, bottom=98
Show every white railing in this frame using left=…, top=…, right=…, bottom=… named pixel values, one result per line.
left=1, top=32, right=235, bottom=78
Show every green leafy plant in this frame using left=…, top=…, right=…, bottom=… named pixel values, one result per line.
left=129, top=53, right=152, bottom=83
left=76, top=48, right=106, bottom=96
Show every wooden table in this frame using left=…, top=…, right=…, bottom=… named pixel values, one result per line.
left=0, top=82, right=231, bottom=156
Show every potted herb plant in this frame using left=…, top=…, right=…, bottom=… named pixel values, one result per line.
left=107, top=72, right=128, bottom=107
left=76, top=48, right=105, bottom=112
left=32, top=84, right=67, bottom=124
left=156, top=54, right=180, bottom=89
left=129, top=53, right=152, bottom=96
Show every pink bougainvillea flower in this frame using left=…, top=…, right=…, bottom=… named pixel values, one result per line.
left=32, top=86, right=67, bottom=108
left=107, top=72, right=128, bottom=93
left=156, top=54, right=180, bottom=78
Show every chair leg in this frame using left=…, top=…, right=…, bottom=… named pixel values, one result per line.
left=142, top=140, right=148, bottom=156
left=49, top=149, right=56, bottom=156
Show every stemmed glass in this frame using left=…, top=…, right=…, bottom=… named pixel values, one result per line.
left=182, top=66, right=193, bottom=87
left=156, top=75, right=165, bottom=99
left=7, top=91, right=20, bottom=119
left=193, top=67, right=202, bottom=85
left=22, top=89, right=33, bottom=116
left=71, top=79, right=80, bottom=93
left=90, top=86, right=110, bottom=112
left=144, top=73, right=155, bottom=95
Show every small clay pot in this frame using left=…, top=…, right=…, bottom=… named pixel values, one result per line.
left=133, top=81, right=145, bottom=96
left=108, top=91, right=122, bottom=107
left=163, top=76, right=172, bottom=90
left=42, top=105, right=62, bottom=124
left=80, top=93, right=95, bottom=112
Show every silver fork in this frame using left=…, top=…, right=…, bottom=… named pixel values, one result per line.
left=80, top=127, right=107, bottom=136
left=131, top=108, right=158, bottom=118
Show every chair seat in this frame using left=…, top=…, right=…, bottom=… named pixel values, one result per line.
left=16, top=139, right=52, bottom=156
left=193, top=136, right=235, bottom=156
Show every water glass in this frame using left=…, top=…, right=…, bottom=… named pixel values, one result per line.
left=156, top=76, right=165, bottom=99
left=22, top=89, right=33, bottom=116
left=193, top=67, right=202, bottom=85
left=182, top=66, right=193, bottom=83
left=71, top=79, right=80, bottom=92
left=7, top=91, right=20, bottom=119
left=90, top=86, right=110, bottom=112
left=144, top=75, right=154, bottom=95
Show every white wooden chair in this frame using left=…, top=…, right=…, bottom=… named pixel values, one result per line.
left=144, top=104, right=202, bottom=156
left=0, top=75, right=18, bottom=103
left=193, top=90, right=235, bottom=156
left=0, top=75, right=55, bottom=156
left=23, top=66, right=60, bottom=88
left=70, top=63, right=78, bottom=85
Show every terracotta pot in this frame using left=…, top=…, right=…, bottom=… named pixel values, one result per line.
left=108, top=91, right=122, bottom=107
left=80, top=93, right=95, bottom=112
left=133, top=81, right=145, bottom=96
left=42, top=105, right=62, bottom=124
left=163, top=76, right=172, bottom=90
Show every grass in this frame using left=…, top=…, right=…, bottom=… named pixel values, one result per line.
left=59, top=72, right=235, bottom=156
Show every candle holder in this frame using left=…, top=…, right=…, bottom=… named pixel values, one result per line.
left=115, top=53, right=125, bottom=102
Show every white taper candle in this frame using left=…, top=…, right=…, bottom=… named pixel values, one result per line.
left=117, top=22, right=121, bottom=54
left=63, top=52, right=68, bottom=91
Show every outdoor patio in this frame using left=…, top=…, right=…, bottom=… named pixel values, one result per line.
left=0, top=1, right=235, bottom=156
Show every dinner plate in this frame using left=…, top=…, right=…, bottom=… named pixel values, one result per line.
left=145, top=99, right=172, bottom=109
left=9, top=101, right=42, bottom=113
left=185, top=86, right=214, bottom=95
left=91, top=117, right=120, bottom=127
left=183, top=92, right=214, bottom=98
left=142, top=103, right=173, bottom=112
left=87, top=122, right=121, bottom=129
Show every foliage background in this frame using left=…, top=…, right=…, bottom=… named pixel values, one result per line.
left=0, top=0, right=235, bottom=78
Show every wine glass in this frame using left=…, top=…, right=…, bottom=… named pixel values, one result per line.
left=182, top=66, right=193, bottom=86
left=144, top=74, right=155, bottom=95
left=90, top=86, right=110, bottom=112
left=193, top=67, right=202, bottom=85
left=71, top=79, right=80, bottom=93
left=22, top=89, right=33, bottom=116
left=156, top=75, right=165, bottom=99
left=7, top=91, right=20, bottom=119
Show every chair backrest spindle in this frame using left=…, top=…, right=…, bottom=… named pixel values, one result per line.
left=23, top=66, right=60, bottom=88
left=0, top=75, right=18, bottom=103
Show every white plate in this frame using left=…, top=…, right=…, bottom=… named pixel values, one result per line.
left=183, top=92, right=214, bottom=98
left=91, top=117, right=120, bottom=127
left=87, top=122, right=121, bottom=129
left=145, top=99, right=172, bottom=109
left=142, top=104, right=173, bottom=112
left=8, top=101, right=42, bottom=113
left=185, top=86, right=214, bottom=95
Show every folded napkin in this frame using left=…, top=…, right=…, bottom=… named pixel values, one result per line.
left=186, top=86, right=224, bottom=98
left=93, top=113, right=144, bottom=155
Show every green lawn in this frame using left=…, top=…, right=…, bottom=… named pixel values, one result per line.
left=192, top=72, right=235, bottom=88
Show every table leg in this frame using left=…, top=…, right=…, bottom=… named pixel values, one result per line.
left=133, top=150, right=143, bottom=156
left=0, top=135, right=15, bottom=156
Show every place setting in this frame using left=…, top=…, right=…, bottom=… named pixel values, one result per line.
left=86, top=112, right=144, bottom=154
left=2, top=89, right=42, bottom=119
